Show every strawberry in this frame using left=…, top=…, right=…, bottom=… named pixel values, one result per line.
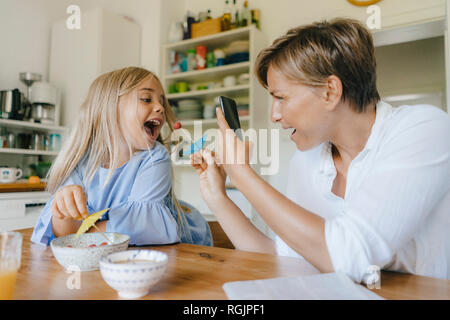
left=173, top=121, right=182, bottom=129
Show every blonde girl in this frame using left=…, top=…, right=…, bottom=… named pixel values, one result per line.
left=31, top=67, right=212, bottom=246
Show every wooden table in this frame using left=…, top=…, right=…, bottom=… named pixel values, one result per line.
left=13, top=228, right=450, bottom=300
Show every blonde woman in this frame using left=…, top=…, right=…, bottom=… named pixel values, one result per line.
left=192, top=19, right=450, bottom=283
left=32, top=67, right=211, bottom=246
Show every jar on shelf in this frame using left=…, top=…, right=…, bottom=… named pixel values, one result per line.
left=206, top=51, right=215, bottom=68
left=196, top=45, right=207, bottom=70
left=0, top=127, right=7, bottom=148
left=214, top=49, right=226, bottom=66
left=49, top=133, right=61, bottom=152
left=187, top=49, right=196, bottom=71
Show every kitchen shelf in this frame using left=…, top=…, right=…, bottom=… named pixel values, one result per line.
left=164, top=26, right=253, bottom=52
left=0, top=119, right=68, bottom=133
left=0, top=148, right=58, bottom=156
left=167, top=84, right=250, bottom=100
left=163, top=25, right=269, bottom=223
left=165, top=61, right=250, bottom=83
left=373, top=18, right=445, bottom=47
left=178, top=115, right=250, bottom=126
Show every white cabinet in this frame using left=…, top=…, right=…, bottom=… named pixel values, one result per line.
left=373, top=5, right=449, bottom=112
left=161, top=26, right=269, bottom=222
left=49, top=7, right=141, bottom=127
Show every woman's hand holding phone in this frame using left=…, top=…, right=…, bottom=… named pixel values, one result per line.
left=215, top=107, right=252, bottom=178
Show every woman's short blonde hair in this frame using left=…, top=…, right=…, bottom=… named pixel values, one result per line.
left=255, top=18, right=380, bottom=112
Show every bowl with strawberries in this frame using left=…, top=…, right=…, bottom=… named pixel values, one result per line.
left=50, top=232, right=130, bottom=271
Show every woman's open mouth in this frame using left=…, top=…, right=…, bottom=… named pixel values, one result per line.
left=144, top=119, right=162, bottom=141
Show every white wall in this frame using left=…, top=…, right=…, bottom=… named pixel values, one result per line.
left=0, top=0, right=162, bottom=93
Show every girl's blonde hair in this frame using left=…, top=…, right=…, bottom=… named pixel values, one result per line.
left=47, top=67, right=185, bottom=217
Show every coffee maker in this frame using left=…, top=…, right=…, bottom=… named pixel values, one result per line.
left=30, top=81, right=60, bottom=125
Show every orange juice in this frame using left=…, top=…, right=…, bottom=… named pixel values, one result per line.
left=0, top=269, right=17, bottom=300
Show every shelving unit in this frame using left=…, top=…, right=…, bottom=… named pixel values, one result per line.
left=0, top=118, right=68, bottom=175
left=177, top=115, right=250, bottom=127
left=0, top=148, right=58, bottom=156
left=165, top=61, right=251, bottom=82
left=161, top=25, right=268, bottom=161
left=166, top=84, right=250, bottom=100
left=0, top=119, right=67, bottom=133
left=161, top=25, right=268, bottom=218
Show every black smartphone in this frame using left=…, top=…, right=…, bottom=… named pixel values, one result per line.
left=219, top=96, right=242, bottom=140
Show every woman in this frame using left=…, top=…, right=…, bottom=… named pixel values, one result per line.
left=192, top=18, right=450, bottom=283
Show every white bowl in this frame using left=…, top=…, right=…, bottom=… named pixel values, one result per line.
left=50, top=233, right=129, bottom=271
left=100, top=250, right=168, bottom=299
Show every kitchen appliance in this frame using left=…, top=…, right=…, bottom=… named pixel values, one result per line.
left=16, top=133, right=32, bottom=149
left=0, top=89, right=21, bottom=119
left=19, top=72, right=42, bottom=101
left=30, top=81, right=60, bottom=125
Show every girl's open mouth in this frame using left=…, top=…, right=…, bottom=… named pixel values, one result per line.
left=144, top=119, right=162, bottom=141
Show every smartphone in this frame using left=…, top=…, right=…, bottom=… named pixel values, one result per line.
left=218, top=96, right=242, bottom=140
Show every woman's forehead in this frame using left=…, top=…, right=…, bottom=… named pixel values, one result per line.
left=267, top=65, right=297, bottom=93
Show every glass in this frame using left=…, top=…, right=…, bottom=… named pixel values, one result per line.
left=49, top=133, right=61, bottom=152
left=0, top=232, right=23, bottom=300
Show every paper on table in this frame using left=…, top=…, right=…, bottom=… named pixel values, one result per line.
left=223, top=273, right=384, bottom=300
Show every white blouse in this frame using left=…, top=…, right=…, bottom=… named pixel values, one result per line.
left=274, top=101, right=450, bottom=283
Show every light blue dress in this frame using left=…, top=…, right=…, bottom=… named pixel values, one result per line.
left=31, top=142, right=212, bottom=247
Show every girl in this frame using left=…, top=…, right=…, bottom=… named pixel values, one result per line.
left=31, top=67, right=212, bottom=246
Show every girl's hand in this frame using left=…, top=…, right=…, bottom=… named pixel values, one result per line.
left=51, top=185, right=88, bottom=221
left=215, top=107, right=252, bottom=178
left=191, top=150, right=228, bottom=207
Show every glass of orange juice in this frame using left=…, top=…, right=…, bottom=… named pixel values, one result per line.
left=0, top=232, right=22, bottom=300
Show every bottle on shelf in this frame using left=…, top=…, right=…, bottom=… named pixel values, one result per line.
left=231, top=0, right=239, bottom=29
left=221, top=0, right=231, bottom=31
left=251, top=9, right=260, bottom=29
left=196, top=45, right=207, bottom=70
left=240, top=1, right=250, bottom=27
left=206, top=9, right=212, bottom=20
left=187, top=49, right=196, bottom=71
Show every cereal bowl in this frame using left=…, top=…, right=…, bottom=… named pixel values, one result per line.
left=50, top=233, right=130, bottom=271
left=99, top=250, right=168, bottom=299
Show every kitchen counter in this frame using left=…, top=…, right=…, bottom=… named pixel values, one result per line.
left=0, top=181, right=46, bottom=193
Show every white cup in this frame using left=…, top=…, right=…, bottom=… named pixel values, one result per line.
left=0, top=168, right=23, bottom=183
left=203, top=104, right=216, bottom=119
left=223, top=75, right=236, bottom=87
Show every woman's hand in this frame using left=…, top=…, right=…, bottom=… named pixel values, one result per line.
left=215, top=107, right=253, bottom=180
left=51, top=184, right=88, bottom=221
left=191, top=149, right=228, bottom=207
